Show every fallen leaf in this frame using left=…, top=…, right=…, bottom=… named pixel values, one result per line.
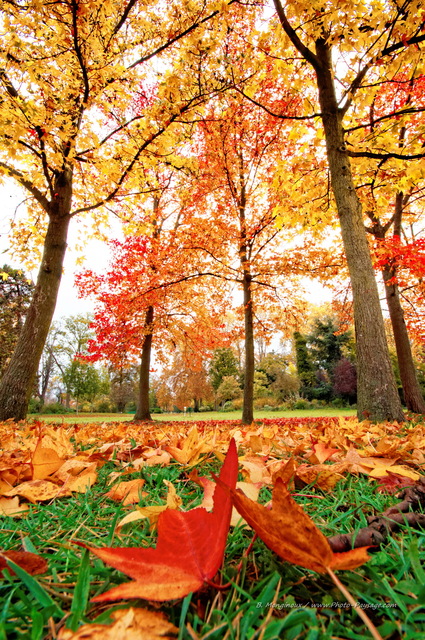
left=57, top=607, right=178, bottom=639
left=164, top=427, right=211, bottom=465
left=116, top=480, right=182, bottom=531
left=0, top=496, right=28, bottom=517
left=105, top=479, right=147, bottom=505
left=31, top=440, right=63, bottom=480
left=4, top=480, right=65, bottom=503
left=86, top=438, right=238, bottom=602
left=229, top=478, right=370, bottom=573
left=0, top=550, right=48, bottom=577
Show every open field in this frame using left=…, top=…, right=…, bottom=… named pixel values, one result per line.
left=28, top=407, right=357, bottom=423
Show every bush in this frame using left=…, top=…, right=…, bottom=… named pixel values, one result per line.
left=28, top=398, right=42, bottom=413
left=253, top=396, right=280, bottom=409
left=221, top=401, right=235, bottom=412
left=39, top=402, right=75, bottom=414
left=293, top=399, right=311, bottom=410
left=199, top=404, right=214, bottom=412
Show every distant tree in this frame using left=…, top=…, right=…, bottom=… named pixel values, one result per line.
left=272, top=370, right=300, bottom=401
left=62, top=360, right=107, bottom=412
left=0, top=266, right=34, bottom=377
left=333, top=358, right=357, bottom=405
left=308, top=317, right=353, bottom=374
left=253, top=371, right=270, bottom=399
left=256, top=353, right=288, bottom=386
left=216, top=375, right=242, bottom=406
left=294, top=331, right=316, bottom=394
left=209, top=348, right=240, bottom=392
left=109, top=366, right=138, bottom=413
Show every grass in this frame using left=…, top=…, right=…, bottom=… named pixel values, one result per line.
left=1, top=416, right=424, bottom=639
left=28, top=407, right=357, bottom=423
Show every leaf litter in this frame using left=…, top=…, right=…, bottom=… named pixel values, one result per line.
left=0, top=415, right=424, bottom=638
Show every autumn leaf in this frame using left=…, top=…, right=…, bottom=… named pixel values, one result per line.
left=0, top=496, right=28, bottom=518
left=0, top=550, right=48, bottom=577
left=229, top=478, right=370, bottom=573
left=85, top=438, right=238, bottom=602
left=116, top=480, right=182, bottom=531
left=57, top=607, right=178, bottom=639
left=31, top=440, right=63, bottom=481
left=105, top=478, right=147, bottom=505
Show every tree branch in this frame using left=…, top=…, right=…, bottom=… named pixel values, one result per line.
left=0, top=162, right=50, bottom=212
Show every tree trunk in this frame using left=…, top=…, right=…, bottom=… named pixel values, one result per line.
left=0, top=203, right=72, bottom=420
left=314, top=38, right=404, bottom=422
left=242, top=271, right=255, bottom=424
left=382, top=267, right=425, bottom=413
left=134, top=306, right=154, bottom=421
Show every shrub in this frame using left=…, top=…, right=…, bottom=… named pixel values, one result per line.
left=293, top=399, right=311, bottom=410
left=39, top=402, right=75, bottom=414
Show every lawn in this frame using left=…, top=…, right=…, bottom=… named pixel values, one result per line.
left=1, top=414, right=424, bottom=639
left=28, top=407, right=357, bottom=423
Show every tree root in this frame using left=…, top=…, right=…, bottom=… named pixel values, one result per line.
left=328, top=476, right=425, bottom=553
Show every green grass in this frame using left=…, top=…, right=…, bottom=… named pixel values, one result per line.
left=2, top=418, right=424, bottom=639
left=1, top=461, right=423, bottom=639
left=28, top=407, right=357, bottom=423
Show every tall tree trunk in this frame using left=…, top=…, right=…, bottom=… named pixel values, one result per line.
left=314, top=39, right=404, bottom=422
left=242, top=271, right=255, bottom=424
left=0, top=173, right=72, bottom=420
left=382, top=266, right=425, bottom=413
left=134, top=306, right=154, bottom=421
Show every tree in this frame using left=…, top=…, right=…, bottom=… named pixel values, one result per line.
left=0, top=265, right=34, bottom=376
left=294, top=331, right=316, bottom=395
left=77, top=189, right=231, bottom=421
left=209, top=348, right=240, bottom=392
left=235, top=0, right=425, bottom=420
left=190, top=90, right=309, bottom=424
left=216, top=376, right=242, bottom=406
left=62, top=359, right=106, bottom=412
left=308, top=317, right=353, bottom=375
left=0, top=0, right=236, bottom=420
left=333, top=358, right=357, bottom=405
left=109, top=366, right=138, bottom=413
left=156, top=351, right=214, bottom=412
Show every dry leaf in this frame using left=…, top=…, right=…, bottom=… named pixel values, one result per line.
left=0, top=496, right=28, bottom=517
left=0, top=550, right=48, bottom=577
left=229, top=478, right=370, bottom=573
left=105, top=479, right=147, bottom=505
left=31, top=440, right=63, bottom=480
left=57, top=607, right=178, bottom=639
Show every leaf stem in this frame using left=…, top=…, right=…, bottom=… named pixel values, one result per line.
left=326, top=567, right=383, bottom=640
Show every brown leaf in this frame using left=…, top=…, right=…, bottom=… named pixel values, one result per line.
left=57, top=607, right=178, bottom=639
left=31, top=441, right=63, bottom=480
left=0, top=496, right=28, bottom=517
left=105, top=479, right=147, bottom=505
left=4, top=479, right=65, bottom=503
left=230, top=478, right=370, bottom=573
left=0, top=550, right=48, bottom=577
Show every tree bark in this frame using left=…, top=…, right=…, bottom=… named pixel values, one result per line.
left=382, top=266, right=425, bottom=413
left=314, top=39, right=404, bottom=422
left=242, top=270, right=255, bottom=424
left=134, top=305, right=154, bottom=421
left=0, top=171, right=72, bottom=421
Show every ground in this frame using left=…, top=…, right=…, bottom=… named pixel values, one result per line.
left=0, top=413, right=424, bottom=639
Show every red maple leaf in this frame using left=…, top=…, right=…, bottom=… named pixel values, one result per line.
left=85, top=439, right=238, bottom=602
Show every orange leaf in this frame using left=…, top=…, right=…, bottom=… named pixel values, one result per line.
left=230, top=478, right=370, bottom=573
left=0, top=550, right=48, bottom=577
left=31, top=441, right=63, bottom=481
left=87, top=438, right=238, bottom=602
left=57, top=607, right=178, bottom=639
